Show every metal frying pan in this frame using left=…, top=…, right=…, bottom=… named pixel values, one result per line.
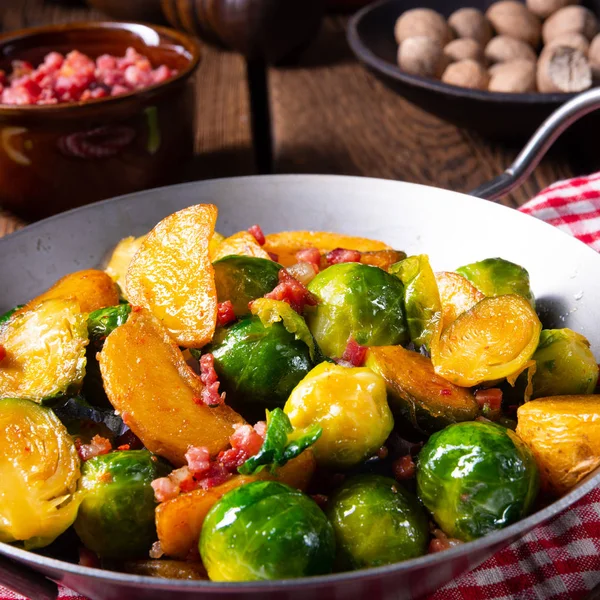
left=1, top=89, right=600, bottom=600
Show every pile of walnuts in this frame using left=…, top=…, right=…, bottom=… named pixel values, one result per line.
left=395, top=1, right=600, bottom=93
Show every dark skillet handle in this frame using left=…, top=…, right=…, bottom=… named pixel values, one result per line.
left=471, top=87, right=600, bottom=200
left=0, top=554, right=58, bottom=600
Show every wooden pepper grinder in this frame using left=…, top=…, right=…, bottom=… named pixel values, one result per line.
left=161, top=0, right=324, bottom=173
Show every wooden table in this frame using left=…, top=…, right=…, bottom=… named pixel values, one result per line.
left=0, top=0, right=592, bottom=238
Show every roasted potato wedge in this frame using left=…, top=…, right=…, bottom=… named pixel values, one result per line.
left=516, top=396, right=600, bottom=496
left=435, top=271, right=485, bottom=331
left=156, top=450, right=316, bottom=559
left=126, top=205, right=218, bottom=348
left=359, top=250, right=406, bottom=270
left=99, top=308, right=244, bottom=466
left=210, top=231, right=271, bottom=262
left=105, top=236, right=146, bottom=294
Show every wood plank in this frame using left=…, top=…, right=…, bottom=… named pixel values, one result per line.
left=269, top=17, right=579, bottom=208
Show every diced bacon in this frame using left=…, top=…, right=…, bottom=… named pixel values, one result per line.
left=230, top=424, right=264, bottom=457
left=341, top=337, right=367, bottom=367
left=295, top=247, right=321, bottom=269
left=253, top=421, right=267, bottom=438
left=475, top=388, right=503, bottom=411
left=392, top=455, right=416, bottom=480
left=267, top=252, right=279, bottom=262
left=218, top=447, right=248, bottom=470
left=217, top=300, right=236, bottom=327
left=428, top=529, right=462, bottom=553
left=185, top=446, right=211, bottom=477
left=326, top=248, right=361, bottom=265
left=248, top=224, right=266, bottom=246
left=151, top=476, right=180, bottom=503
left=117, top=444, right=130, bottom=451
left=197, top=463, right=231, bottom=490
left=264, top=269, right=318, bottom=314
left=149, top=541, right=164, bottom=559
left=0, top=345, right=5, bottom=362
left=75, top=435, right=112, bottom=462
left=199, top=353, right=225, bottom=407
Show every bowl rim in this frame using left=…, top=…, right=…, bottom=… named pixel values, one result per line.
left=0, top=20, right=201, bottom=115
left=1, top=173, right=600, bottom=592
left=347, top=0, right=581, bottom=105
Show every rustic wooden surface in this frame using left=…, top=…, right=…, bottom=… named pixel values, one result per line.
left=0, top=0, right=587, bottom=235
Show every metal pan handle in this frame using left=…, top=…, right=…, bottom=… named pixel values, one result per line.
left=471, top=87, right=600, bottom=200
left=0, top=553, right=58, bottom=600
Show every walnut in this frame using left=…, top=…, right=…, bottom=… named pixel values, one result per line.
left=484, top=36, right=538, bottom=64
left=442, top=59, right=491, bottom=89
left=444, top=38, right=484, bottom=63
left=488, top=59, right=537, bottom=92
left=542, top=6, right=598, bottom=43
left=398, top=36, right=448, bottom=78
left=448, top=8, right=493, bottom=46
left=526, top=0, right=578, bottom=19
left=537, top=45, right=592, bottom=92
left=486, top=1, right=542, bottom=48
left=394, top=9, right=452, bottom=46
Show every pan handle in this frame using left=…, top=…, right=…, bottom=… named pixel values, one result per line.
left=470, top=87, right=600, bottom=200
left=0, top=553, right=58, bottom=600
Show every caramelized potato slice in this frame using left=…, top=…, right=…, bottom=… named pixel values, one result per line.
left=211, top=231, right=271, bottom=262
left=126, top=205, right=218, bottom=348
left=23, top=270, right=119, bottom=315
left=99, top=308, right=244, bottom=466
left=0, top=299, right=88, bottom=402
left=366, top=345, right=478, bottom=434
left=264, top=231, right=392, bottom=267
left=359, top=250, right=407, bottom=270
left=431, top=295, right=541, bottom=387
left=435, top=271, right=485, bottom=331
left=156, top=450, right=315, bottom=559
left=105, top=236, right=146, bottom=293
left=517, top=396, right=600, bottom=496
left=208, top=232, right=225, bottom=261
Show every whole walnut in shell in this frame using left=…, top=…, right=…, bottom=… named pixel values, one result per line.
left=526, top=0, right=578, bottom=19
left=537, top=45, right=592, bottom=92
left=398, top=36, right=448, bottom=78
left=545, top=32, right=590, bottom=55
left=486, top=1, right=542, bottom=48
left=484, top=36, right=538, bottom=64
left=442, top=59, right=490, bottom=89
left=542, top=6, right=599, bottom=43
left=444, top=38, right=484, bottom=63
left=395, top=9, right=453, bottom=46
left=588, top=33, right=600, bottom=79
left=488, top=59, right=537, bottom=92
left=448, top=8, right=493, bottom=46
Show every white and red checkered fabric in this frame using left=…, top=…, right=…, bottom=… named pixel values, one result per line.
left=3, top=174, right=600, bottom=600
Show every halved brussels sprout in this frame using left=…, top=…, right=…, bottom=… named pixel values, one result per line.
left=200, top=481, right=335, bottom=581
left=456, top=258, right=535, bottom=307
left=0, top=398, right=81, bottom=549
left=87, top=304, right=131, bottom=349
left=529, top=329, right=599, bottom=398
left=431, top=295, right=541, bottom=387
left=390, top=254, right=441, bottom=349
left=74, top=450, right=170, bottom=559
left=209, top=316, right=314, bottom=417
left=417, top=421, right=539, bottom=541
left=435, top=271, right=484, bottom=331
left=327, top=475, right=428, bottom=569
left=284, top=362, right=393, bottom=468
left=0, top=299, right=88, bottom=402
left=105, top=235, right=146, bottom=295
left=213, top=256, right=281, bottom=316
left=306, top=263, right=408, bottom=358
left=365, top=345, right=478, bottom=434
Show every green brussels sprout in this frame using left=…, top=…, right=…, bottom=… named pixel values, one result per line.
left=417, top=421, right=539, bottom=541
left=0, top=305, right=23, bottom=329
left=456, top=258, right=535, bottom=307
left=87, top=304, right=131, bottom=349
left=306, top=263, right=408, bottom=358
left=390, top=255, right=441, bottom=349
left=327, top=475, right=428, bottom=570
left=208, top=317, right=314, bottom=417
left=200, top=481, right=335, bottom=581
left=213, top=256, right=281, bottom=316
left=74, top=450, right=170, bottom=559
left=284, top=362, right=393, bottom=469
left=530, top=329, right=599, bottom=398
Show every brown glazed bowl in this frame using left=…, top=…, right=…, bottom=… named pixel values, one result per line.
left=0, top=22, right=201, bottom=220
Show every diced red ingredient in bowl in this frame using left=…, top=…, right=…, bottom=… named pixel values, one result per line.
left=0, top=48, right=177, bottom=106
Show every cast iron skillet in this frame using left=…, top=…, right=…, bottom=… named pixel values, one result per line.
left=2, top=90, right=600, bottom=600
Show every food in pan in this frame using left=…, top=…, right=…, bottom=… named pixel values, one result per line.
left=0, top=203, right=598, bottom=581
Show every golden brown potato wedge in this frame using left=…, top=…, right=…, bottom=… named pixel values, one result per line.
left=359, top=250, right=407, bottom=270
left=517, top=396, right=600, bottom=496
left=104, top=236, right=146, bottom=293
left=99, top=308, right=244, bottom=466
left=156, top=450, right=316, bottom=559
left=210, top=231, right=271, bottom=262
left=126, top=205, right=218, bottom=348
left=435, top=271, right=485, bottom=331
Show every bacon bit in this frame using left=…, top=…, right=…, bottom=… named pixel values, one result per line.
left=333, top=358, right=355, bottom=368
left=198, top=462, right=232, bottom=490
left=326, top=248, right=361, bottom=265
left=265, top=269, right=318, bottom=314
left=218, top=447, right=248, bottom=470
left=185, top=446, right=211, bottom=477
left=376, top=446, right=389, bottom=460
left=117, top=444, right=130, bottom=451
left=267, top=252, right=279, bottom=262
left=0, top=345, right=6, bottom=362
left=217, top=300, right=236, bottom=327
left=132, top=305, right=143, bottom=313
left=296, top=247, right=321, bottom=270
left=151, top=476, right=180, bottom=503
left=76, top=435, right=112, bottom=462
left=230, top=423, right=264, bottom=457
left=475, top=388, right=503, bottom=410
left=199, top=353, right=225, bottom=407
left=341, top=337, right=367, bottom=367
left=428, top=529, right=462, bottom=553
left=393, top=455, right=416, bottom=481
left=248, top=224, right=266, bottom=246
left=254, top=420, right=267, bottom=438
left=149, top=541, right=164, bottom=560
left=311, top=494, right=329, bottom=509
left=440, top=388, right=452, bottom=396
left=79, top=547, right=100, bottom=569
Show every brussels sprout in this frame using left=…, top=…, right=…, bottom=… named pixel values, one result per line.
left=529, top=329, right=599, bottom=398
left=390, top=255, right=441, bottom=349
left=0, top=305, right=23, bottom=329
left=87, top=304, right=131, bottom=349
left=200, top=481, right=335, bottom=581
left=417, top=421, right=539, bottom=541
left=456, top=258, right=535, bottom=307
left=0, top=398, right=81, bottom=549
left=306, top=263, right=408, bottom=358
left=74, top=450, right=170, bottom=559
left=213, top=256, right=281, bottom=316
left=327, top=475, right=428, bottom=569
left=284, top=362, right=393, bottom=468
left=208, top=317, right=314, bottom=417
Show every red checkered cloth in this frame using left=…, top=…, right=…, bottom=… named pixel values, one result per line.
left=3, top=174, right=600, bottom=600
